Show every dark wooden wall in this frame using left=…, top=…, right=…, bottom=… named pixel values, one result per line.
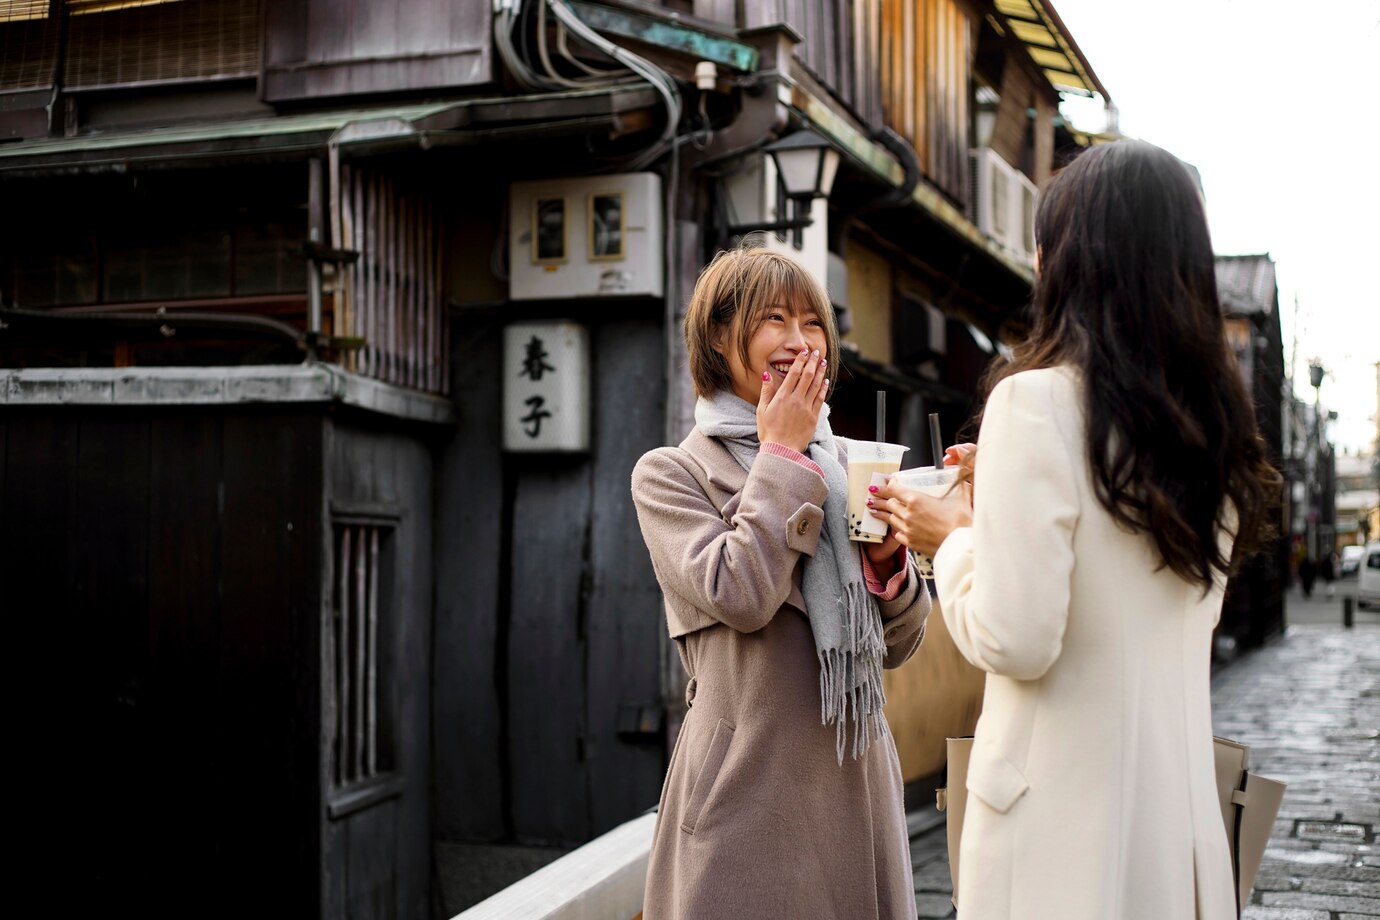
left=263, top=0, right=493, bottom=101
left=322, top=418, right=436, bottom=919
left=1220, top=304, right=1288, bottom=649
left=988, top=51, right=1055, bottom=184
left=692, top=1, right=884, bottom=124
left=434, top=311, right=667, bottom=846
left=1, top=406, right=323, bottom=917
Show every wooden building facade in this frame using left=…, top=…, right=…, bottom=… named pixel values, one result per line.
left=0, top=1, right=1111, bottom=916
left=1216, top=254, right=1288, bottom=648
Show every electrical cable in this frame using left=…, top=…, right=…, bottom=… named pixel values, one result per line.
left=490, top=203, right=511, bottom=282
left=689, top=91, right=713, bottom=151
left=492, top=0, right=689, bottom=172
left=536, top=0, right=588, bottom=89
left=556, top=21, right=622, bottom=78
left=541, top=0, right=681, bottom=168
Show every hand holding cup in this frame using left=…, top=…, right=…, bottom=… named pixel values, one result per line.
left=868, top=446, right=975, bottom=559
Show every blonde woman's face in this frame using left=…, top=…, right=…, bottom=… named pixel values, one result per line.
left=717, top=301, right=828, bottom=405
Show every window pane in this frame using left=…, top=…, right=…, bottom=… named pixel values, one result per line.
left=104, top=226, right=231, bottom=302
left=9, top=235, right=99, bottom=307
left=235, top=215, right=306, bottom=295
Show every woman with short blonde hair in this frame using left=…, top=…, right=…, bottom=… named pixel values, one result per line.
left=631, top=246, right=929, bottom=919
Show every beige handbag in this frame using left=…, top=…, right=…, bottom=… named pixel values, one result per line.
left=936, top=735, right=1285, bottom=916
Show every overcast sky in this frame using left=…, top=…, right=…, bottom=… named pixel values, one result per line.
left=1051, top=0, right=1380, bottom=454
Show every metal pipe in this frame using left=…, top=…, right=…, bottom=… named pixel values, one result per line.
left=308, top=157, right=325, bottom=336
left=0, top=304, right=309, bottom=349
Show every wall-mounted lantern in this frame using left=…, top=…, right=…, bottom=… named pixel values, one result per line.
left=503, top=321, right=590, bottom=453
left=726, top=129, right=841, bottom=248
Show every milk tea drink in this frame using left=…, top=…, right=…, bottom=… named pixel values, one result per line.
left=889, top=465, right=961, bottom=577
left=846, top=441, right=909, bottom=542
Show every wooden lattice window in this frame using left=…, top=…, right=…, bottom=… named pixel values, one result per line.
left=1, top=169, right=307, bottom=310
left=337, top=164, right=448, bottom=394
left=328, top=519, right=396, bottom=795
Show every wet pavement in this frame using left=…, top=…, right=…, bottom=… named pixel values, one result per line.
left=909, top=597, right=1380, bottom=919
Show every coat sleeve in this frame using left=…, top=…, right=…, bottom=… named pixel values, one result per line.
left=631, top=447, right=829, bottom=634
left=878, top=556, right=929, bottom=669
left=932, top=371, right=1080, bottom=680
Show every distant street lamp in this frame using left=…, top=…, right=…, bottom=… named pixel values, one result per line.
left=1307, top=361, right=1325, bottom=558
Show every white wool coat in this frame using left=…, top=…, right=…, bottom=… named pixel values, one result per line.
left=933, top=367, right=1238, bottom=920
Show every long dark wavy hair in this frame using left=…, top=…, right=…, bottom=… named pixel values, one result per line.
left=982, top=139, right=1280, bottom=590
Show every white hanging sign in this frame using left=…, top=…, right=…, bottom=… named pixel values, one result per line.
left=503, top=321, right=590, bottom=453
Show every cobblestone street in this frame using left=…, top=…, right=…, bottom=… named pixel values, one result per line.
left=909, top=612, right=1380, bottom=919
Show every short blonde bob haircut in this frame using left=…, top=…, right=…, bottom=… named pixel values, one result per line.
left=683, top=246, right=840, bottom=399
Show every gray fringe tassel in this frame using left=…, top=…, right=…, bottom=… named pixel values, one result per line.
left=818, top=581, right=888, bottom=764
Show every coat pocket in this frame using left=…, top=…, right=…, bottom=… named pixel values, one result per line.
left=966, top=744, right=1030, bottom=814
left=680, top=718, right=734, bottom=834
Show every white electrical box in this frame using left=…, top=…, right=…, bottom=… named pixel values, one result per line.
left=509, top=172, right=664, bottom=300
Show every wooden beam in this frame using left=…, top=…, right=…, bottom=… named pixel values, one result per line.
left=568, top=0, right=759, bottom=72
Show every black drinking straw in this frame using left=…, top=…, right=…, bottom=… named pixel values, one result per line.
left=876, top=391, right=886, bottom=442
left=928, top=412, right=944, bottom=468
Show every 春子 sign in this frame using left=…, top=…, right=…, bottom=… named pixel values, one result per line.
left=503, top=321, right=590, bottom=453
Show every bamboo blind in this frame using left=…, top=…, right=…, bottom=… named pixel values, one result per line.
left=0, top=0, right=49, bottom=20
left=0, top=4, right=59, bottom=91
left=338, top=165, right=449, bottom=395
left=63, top=0, right=259, bottom=88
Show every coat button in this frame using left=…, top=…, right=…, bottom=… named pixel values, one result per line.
left=797, top=519, right=810, bottom=535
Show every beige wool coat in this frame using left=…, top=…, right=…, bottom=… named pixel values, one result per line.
left=933, top=367, right=1238, bottom=920
left=631, top=428, right=930, bottom=920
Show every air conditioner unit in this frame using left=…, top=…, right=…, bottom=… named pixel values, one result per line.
left=509, top=172, right=664, bottom=300
left=1012, top=170, right=1038, bottom=263
left=969, top=148, right=1037, bottom=264
left=969, top=148, right=1010, bottom=246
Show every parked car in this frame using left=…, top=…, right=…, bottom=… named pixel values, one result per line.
left=1340, top=544, right=1366, bottom=578
left=1359, top=543, right=1380, bottom=609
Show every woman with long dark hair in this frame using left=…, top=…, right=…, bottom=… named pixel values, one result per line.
left=869, top=139, right=1280, bottom=919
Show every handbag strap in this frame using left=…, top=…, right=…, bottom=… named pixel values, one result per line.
left=1229, top=772, right=1248, bottom=917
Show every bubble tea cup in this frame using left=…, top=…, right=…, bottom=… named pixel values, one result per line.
left=847, top=441, right=909, bottom=542
left=888, top=465, right=962, bottom=577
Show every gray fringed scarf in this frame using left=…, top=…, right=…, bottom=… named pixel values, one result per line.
left=696, top=391, right=887, bottom=763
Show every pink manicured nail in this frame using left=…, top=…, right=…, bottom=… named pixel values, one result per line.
left=866, top=498, right=874, bottom=507
left=762, top=371, right=771, bottom=381
left=868, top=485, right=879, bottom=493
left=820, top=357, right=827, bottom=367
